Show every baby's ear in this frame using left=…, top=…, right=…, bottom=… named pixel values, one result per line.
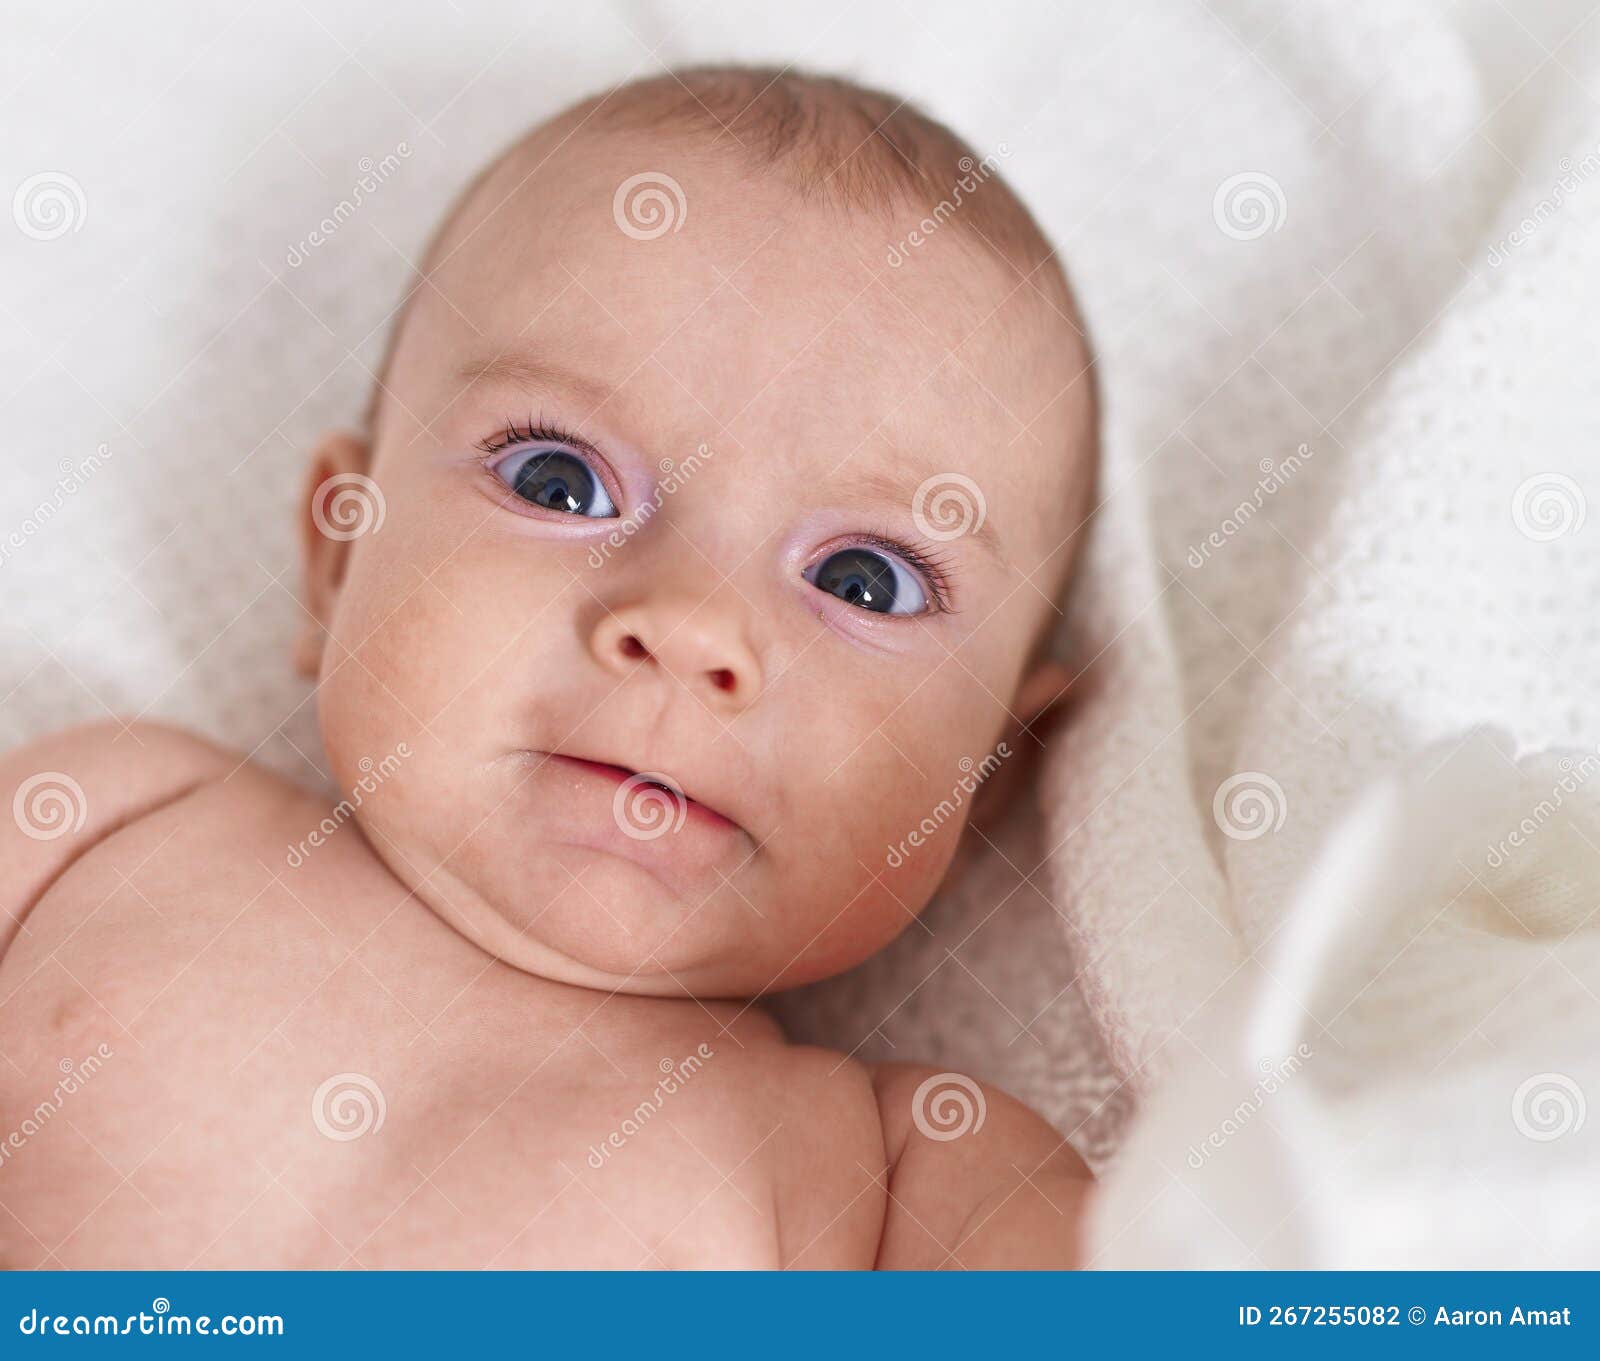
left=292, top=431, right=370, bottom=679
left=1012, top=657, right=1074, bottom=731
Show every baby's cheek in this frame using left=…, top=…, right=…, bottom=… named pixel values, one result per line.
left=774, top=793, right=958, bottom=985
left=316, top=542, right=472, bottom=798
left=818, top=736, right=968, bottom=898
left=865, top=699, right=1009, bottom=869
left=336, top=533, right=492, bottom=713
left=794, top=667, right=999, bottom=859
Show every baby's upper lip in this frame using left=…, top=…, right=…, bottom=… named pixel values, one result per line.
left=537, top=750, right=744, bottom=833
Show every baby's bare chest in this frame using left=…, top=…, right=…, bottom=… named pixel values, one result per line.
left=0, top=809, right=782, bottom=1268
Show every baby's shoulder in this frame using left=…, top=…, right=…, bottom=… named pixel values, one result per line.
left=3, top=716, right=238, bottom=815
left=0, top=719, right=299, bottom=956
left=733, top=1037, right=887, bottom=1268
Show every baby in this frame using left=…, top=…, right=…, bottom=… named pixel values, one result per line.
left=0, top=67, right=1097, bottom=1268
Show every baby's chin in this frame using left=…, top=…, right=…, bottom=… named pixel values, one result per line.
left=365, top=819, right=913, bottom=998
left=402, top=835, right=765, bottom=995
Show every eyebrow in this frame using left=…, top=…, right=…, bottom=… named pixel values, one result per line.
left=454, top=349, right=617, bottom=410
left=843, top=465, right=1004, bottom=558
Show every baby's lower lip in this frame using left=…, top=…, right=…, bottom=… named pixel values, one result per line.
left=533, top=753, right=740, bottom=834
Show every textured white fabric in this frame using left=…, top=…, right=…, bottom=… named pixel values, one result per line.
left=1049, top=3, right=1600, bottom=1263
left=1089, top=734, right=1600, bottom=1267
left=4, top=1, right=1599, bottom=1263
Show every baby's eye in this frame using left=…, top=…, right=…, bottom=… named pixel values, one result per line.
left=806, top=547, right=929, bottom=616
left=491, top=446, right=618, bottom=518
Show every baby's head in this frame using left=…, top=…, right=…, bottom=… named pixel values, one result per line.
left=295, top=67, right=1096, bottom=997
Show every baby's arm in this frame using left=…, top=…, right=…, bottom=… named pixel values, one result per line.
left=872, top=1062, right=1091, bottom=1270
left=0, top=719, right=233, bottom=961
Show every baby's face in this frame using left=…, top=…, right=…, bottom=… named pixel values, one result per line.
left=299, top=127, right=1089, bottom=996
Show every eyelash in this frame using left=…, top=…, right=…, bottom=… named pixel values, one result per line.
left=474, top=415, right=957, bottom=614
left=475, top=413, right=597, bottom=460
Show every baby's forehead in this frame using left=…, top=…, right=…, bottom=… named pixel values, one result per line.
left=424, top=133, right=1073, bottom=416
left=385, top=125, right=1092, bottom=562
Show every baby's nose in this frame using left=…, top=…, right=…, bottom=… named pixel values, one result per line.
left=590, top=597, right=762, bottom=710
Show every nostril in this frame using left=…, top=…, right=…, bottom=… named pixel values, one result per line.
left=708, top=668, right=736, bottom=693
left=619, top=634, right=649, bottom=661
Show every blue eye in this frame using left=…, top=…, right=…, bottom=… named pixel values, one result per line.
left=806, top=547, right=929, bottom=616
left=492, top=447, right=618, bottom=518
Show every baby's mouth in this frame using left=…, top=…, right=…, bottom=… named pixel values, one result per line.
left=531, top=751, right=742, bottom=836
